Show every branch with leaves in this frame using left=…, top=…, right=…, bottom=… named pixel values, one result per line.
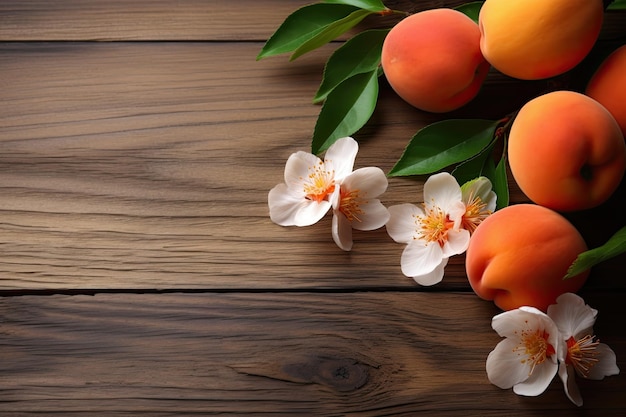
left=259, top=0, right=626, bottom=276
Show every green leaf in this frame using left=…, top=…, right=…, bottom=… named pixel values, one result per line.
left=451, top=140, right=496, bottom=185
left=257, top=4, right=359, bottom=60
left=564, top=226, right=626, bottom=279
left=479, top=135, right=509, bottom=210
left=607, top=0, right=626, bottom=10
left=314, top=29, right=389, bottom=103
left=290, top=9, right=375, bottom=61
left=388, top=119, right=498, bottom=177
left=312, top=70, right=379, bottom=154
left=454, top=1, right=484, bottom=23
left=492, top=153, right=509, bottom=209
left=323, top=0, right=388, bottom=12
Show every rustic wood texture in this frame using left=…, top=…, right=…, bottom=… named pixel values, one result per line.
left=1, top=292, right=625, bottom=416
left=1, top=41, right=624, bottom=291
left=1, top=0, right=625, bottom=415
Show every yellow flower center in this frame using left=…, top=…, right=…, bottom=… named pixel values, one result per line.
left=416, top=204, right=454, bottom=247
left=302, top=161, right=335, bottom=203
left=566, top=335, right=600, bottom=378
left=514, top=327, right=556, bottom=376
left=339, top=188, right=365, bottom=222
left=462, top=193, right=491, bottom=234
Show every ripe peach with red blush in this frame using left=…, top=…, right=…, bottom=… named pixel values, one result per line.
left=508, top=90, right=626, bottom=212
left=381, top=8, right=490, bottom=113
left=465, top=204, right=590, bottom=312
left=586, top=45, right=626, bottom=137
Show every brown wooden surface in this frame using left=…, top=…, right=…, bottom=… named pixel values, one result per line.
left=1, top=1, right=625, bottom=415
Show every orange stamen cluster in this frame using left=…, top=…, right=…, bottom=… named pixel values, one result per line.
left=566, top=335, right=600, bottom=378
left=514, top=325, right=556, bottom=376
left=339, top=188, right=365, bottom=222
left=462, top=193, right=492, bottom=234
left=416, top=203, right=454, bottom=247
left=302, top=160, right=335, bottom=203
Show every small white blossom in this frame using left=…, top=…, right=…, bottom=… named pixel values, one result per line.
left=331, top=167, right=390, bottom=251
left=268, top=137, right=358, bottom=227
left=547, top=293, right=620, bottom=407
left=486, top=306, right=560, bottom=397
left=386, top=172, right=470, bottom=285
left=460, top=176, right=496, bottom=233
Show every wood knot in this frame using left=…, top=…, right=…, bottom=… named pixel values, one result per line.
left=283, top=355, right=369, bottom=392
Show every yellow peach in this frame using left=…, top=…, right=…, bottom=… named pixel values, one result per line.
left=479, top=0, right=604, bottom=80
left=466, top=204, right=590, bottom=312
left=586, top=45, right=626, bottom=137
left=508, top=90, right=626, bottom=212
left=381, top=8, right=489, bottom=113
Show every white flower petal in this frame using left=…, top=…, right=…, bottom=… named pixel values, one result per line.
left=353, top=199, right=390, bottom=231
left=484, top=190, right=497, bottom=213
left=400, top=240, right=444, bottom=279
left=442, top=228, right=470, bottom=257
left=412, top=258, right=447, bottom=286
left=332, top=211, right=353, bottom=251
left=423, top=172, right=462, bottom=212
left=462, top=177, right=495, bottom=203
left=268, top=183, right=308, bottom=226
left=486, top=338, right=535, bottom=389
left=491, top=306, right=553, bottom=339
left=284, top=151, right=322, bottom=193
left=547, top=292, right=597, bottom=339
left=513, top=358, right=558, bottom=397
left=559, top=362, right=583, bottom=407
left=293, top=199, right=332, bottom=227
left=386, top=204, right=423, bottom=244
left=587, top=343, right=620, bottom=380
left=342, top=166, right=388, bottom=198
left=448, top=200, right=467, bottom=227
left=324, top=137, right=358, bottom=181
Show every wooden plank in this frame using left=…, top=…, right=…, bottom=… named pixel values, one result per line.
left=1, top=1, right=625, bottom=42
left=0, top=1, right=480, bottom=42
left=1, top=291, right=624, bottom=415
left=0, top=0, right=312, bottom=41
left=1, top=41, right=625, bottom=291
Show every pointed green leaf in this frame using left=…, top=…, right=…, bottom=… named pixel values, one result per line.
left=257, top=4, right=359, bottom=60
left=454, top=1, right=484, bottom=23
left=492, top=153, right=509, bottom=209
left=480, top=136, right=509, bottom=210
left=565, top=226, right=626, bottom=279
left=290, top=9, right=374, bottom=61
left=323, top=0, right=388, bottom=12
left=314, top=29, right=389, bottom=103
left=451, top=140, right=496, bottom=185
left=608, top=0, right=626, bottom=10
left=388, top=119, right=498, bottom=177
left=312, top=70, right=379, bottom=154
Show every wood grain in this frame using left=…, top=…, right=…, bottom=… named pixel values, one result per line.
left=2, top=41, right=625, bottom=291
left=0, top=1, right=497, bottom=42
left=1, top=2, right=625, bottom=414
left=1, top=292, right=624, bottom=415
left=0, top=0, right=314, bottom=41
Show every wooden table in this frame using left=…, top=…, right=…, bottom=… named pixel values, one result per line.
left=1, top=1, right=625, bottom=415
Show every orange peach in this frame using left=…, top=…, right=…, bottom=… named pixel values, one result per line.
left=479, top=0, right=604, bottom=80
left=465, top=204, right=590, bottom=312
left=508, top=90, right=626, bottom=212
left=586, top=45, right=626, bottom=137
left=381, top=8, right=489, bottom=113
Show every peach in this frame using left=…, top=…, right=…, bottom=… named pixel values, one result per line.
left=508, top=90, right=626, bottom=212
left=381, top=8, right=490, bottom=113
left=586, top=45, right=626, bottom=137
left=465, top=204, right=590, bottom=312
left=479, top=0, right=604, bottom=80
